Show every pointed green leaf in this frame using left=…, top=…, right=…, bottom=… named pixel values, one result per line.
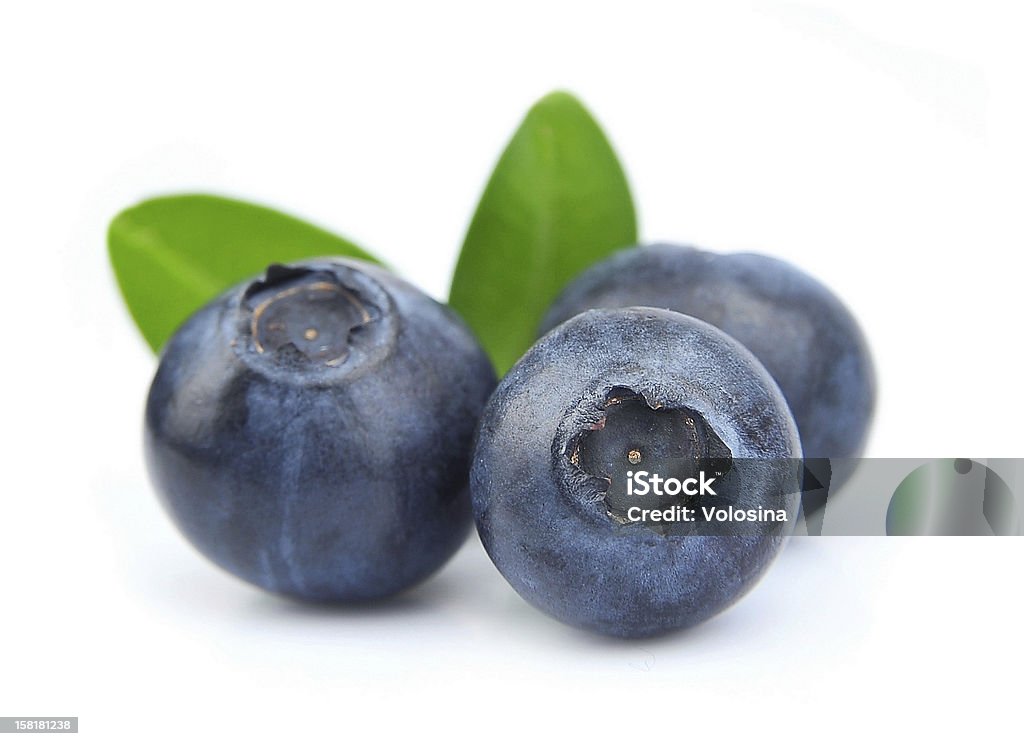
left=449, top=91, right=638, bottom=374
left=108, top=194, right=380, bottom=353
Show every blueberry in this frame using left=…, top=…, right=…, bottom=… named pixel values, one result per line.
left=471, top=307, right=802, bottom=637
left=145, top=259, right=497, bottom=601
left=540, top=245, right=875, bottom=465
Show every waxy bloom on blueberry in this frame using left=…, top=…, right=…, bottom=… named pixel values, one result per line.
left=541, top=244, right=876, bottom=466
left=145, top=259, right=496, bottom=601
left=471, top=308, right=802, bottom=638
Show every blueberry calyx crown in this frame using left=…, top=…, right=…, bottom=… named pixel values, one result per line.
left=235, top=261, right=397, bottom=381
left=568, top=387, right=732, bottom=527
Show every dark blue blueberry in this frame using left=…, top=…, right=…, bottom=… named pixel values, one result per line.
left=145, top=259, right=496, bottom=601
left=471, top=307, right=802, bottom=637
left=540, top=245, right=876, bottom=465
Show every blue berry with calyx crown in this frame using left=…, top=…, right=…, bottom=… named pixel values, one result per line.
left=145, top=258, right=496, bottom=601
left=471, top=307, right=802, bottom=638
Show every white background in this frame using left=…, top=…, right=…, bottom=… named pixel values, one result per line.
left=2, top=1, right=1022, bottom=742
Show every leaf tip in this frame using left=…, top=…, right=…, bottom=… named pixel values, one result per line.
left=531, top=89, right=589, bottom=116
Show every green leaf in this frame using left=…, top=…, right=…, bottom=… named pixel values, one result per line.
left=449, top=91, right=638, bottom=374
left=108, top=194, right=380, bottom=353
